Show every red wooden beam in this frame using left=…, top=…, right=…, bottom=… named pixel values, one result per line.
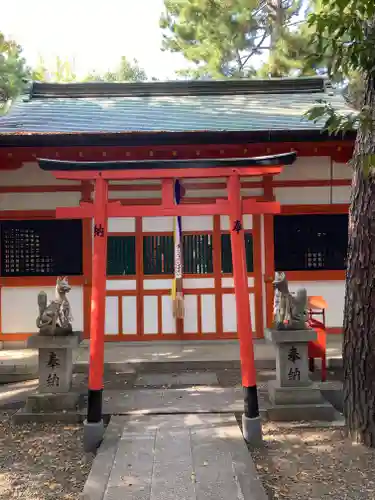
left=52, top=166, right=283, bottom=181
left=55, top=199, right=281, bottom=219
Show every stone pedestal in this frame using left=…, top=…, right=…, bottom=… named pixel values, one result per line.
left=24, top=333, right=82, bottom=414
left=264, top=328, right=335, bottom=421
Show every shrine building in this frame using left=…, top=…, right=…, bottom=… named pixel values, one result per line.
left=0, top=77, right=354, bottom=347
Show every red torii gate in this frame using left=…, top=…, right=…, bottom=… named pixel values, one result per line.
left=38, top=152, right=297, bottom=450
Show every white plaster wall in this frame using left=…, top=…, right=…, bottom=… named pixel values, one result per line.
left=109, top=190, right=161, bottom=199
left=221, top=277, right=255, bottom=288
left=201, top=294, right=216, bottom=333
left=106, top=280, right=136, bottom=290
left=162, top=295, right=176, bottom=334
left=222, top=293, right=255, bottom=333
left=144, top=279, right=173, bottom=290
left=0, top=162, right=80, bottom=186
left=0, top=192, right=81, bottom=210
left=333, top=161, right=351, bottom=179
left=143, top=296, right=158, bottom=334
left=108, top=218, right=135, bottom=232
left=184, top=295, right=198, bottom=333
left=184, top=189, right=226, bottom=199
left=277, top=157, right=331, bottom=181
left=288, top=281, right=345, bottom=328
left=332, top=186, right=351, bottom=204
left=105, top=296, right=119, bottom=335
left=122, top=296, right=137, bottom=334
left=183, top=278, right=214, bottom=289
left=2, top=286, right=84, bottom=333
left=143, top=217, right=173, bottom=232
left=181, top=216, right=213, bottom=231
left=111, top=180, right=160, bottom=186
left=274, top=186, right=330, bottom=205
left=220, top=215, right=253, bottom=230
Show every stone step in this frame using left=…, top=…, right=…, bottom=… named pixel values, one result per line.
left=81, top=414, right=268, bottom=500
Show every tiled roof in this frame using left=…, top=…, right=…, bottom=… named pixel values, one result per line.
left=0, top=77, right=352, bottom=135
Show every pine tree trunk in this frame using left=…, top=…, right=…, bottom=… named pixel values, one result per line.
left=343, top=75, right=375, bottom=447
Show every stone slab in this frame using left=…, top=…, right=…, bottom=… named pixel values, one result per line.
left=268, top=380, right=325, bottom=405
left=0, top=349, right=38, bottom=383
left=25, top=392, right=81, bottom=412
left=266, top=402, right=338, bottom=422
left=95, top=414, right=268, bottom=500
left=134, top=372, right=218, bottom=387
left=12, top=408, right=84, bottom=424
left=27, top=332, right=82, bottom=349
left=102, top=387, right=267, bottom=416
left=80, top=416, right=124, bottom=500
left=265, top=328, right=317, bottom=344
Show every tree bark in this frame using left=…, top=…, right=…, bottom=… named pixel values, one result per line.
left=343, top=74, right=375, bottom=447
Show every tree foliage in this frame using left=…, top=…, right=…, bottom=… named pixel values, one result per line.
left=32, top=56, right=77, bottom=83
left=304, top=1, right=375, bottom=131
left=84, top=57, right=148, bottom=82
left=160, top=0, right=303, bottom=78
left=0, top=32, right=29, bottom=106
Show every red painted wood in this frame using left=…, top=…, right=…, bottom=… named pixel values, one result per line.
left=228, top=175, right=257, bottom=387
left=88, top=175, right=108, bottom=391
left=52, top=166, right=283, bottom=181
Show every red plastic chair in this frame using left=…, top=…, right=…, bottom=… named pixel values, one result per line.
left=307, top=296, right=327, bottom=382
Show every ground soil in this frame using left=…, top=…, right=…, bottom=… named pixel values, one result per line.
left=0, top=410, right=93, bottom=500
left=252, top=423, right=375, bottom=500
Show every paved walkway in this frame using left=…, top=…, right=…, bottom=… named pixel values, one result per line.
left=1, top=337, right=343, bottom=384
left=82, top=414, right=267, bottom=500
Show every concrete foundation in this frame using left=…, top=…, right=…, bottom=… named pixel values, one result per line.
left=242, top=414, right=263, bottom=447
left=25, top=392, right=81, bottom=413
left=83, top=419, right=105, bottom=453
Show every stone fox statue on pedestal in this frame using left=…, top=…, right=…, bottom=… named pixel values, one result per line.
left=36, top=276, right=73, bottom=336
left=273, top=272, right=308, bottom=330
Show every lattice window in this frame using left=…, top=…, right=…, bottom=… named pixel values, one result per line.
left=183, top=234, right=213, bottom=274
left=274, top=214, right=348, bottom=271
left=107, top=236, right=136, bottom=276
left=143, top=235, right=174, bottom=275
left=221, top=233, right=254, bottom=273
left=0, top=220, right=83, bottom=277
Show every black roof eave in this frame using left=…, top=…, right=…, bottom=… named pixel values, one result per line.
left=0, top=129, right=356, bottom=148
left=38, top=151, right=298, bottom=172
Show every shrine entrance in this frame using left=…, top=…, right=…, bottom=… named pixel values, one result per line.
left=38, top=151, right=297, bottom=447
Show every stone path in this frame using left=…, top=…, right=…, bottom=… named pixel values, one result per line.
left=82, top=414, right=268, bottom=500
left=102, top=387, right=268, bottom=416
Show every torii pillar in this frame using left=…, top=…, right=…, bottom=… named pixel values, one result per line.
left=228, top=174, right=261, bottom=444
left=84, top=174, right=108, bottom=450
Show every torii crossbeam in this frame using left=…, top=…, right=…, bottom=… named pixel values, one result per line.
left=38, top=151, right=297, bottom=451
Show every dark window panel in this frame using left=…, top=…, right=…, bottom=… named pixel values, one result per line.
left=221, top=233, right=254, bottom=273
left=107, top=236, right=136, bottom=276
left=0, top=219, right=83, bottom=276
left=274, top=214, right=348, bottom=271
left=143, top=235, right=174, bottom=275
left=183, top=234, right=213, bottom=274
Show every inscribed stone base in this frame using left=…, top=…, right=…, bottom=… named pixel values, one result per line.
left=268, top=380, right=325, bottom=406
left=25, top=392, right=81, bottom=413
left=27, top=333, right=80, bottom=394
left=38, top=347, right=73, bottom=393
left=265, top=328, right=317, bottom=388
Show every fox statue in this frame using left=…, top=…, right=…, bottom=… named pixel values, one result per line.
left=36, top=276, right=73, bottom=336
left=273, top=272, right=308, bottom=330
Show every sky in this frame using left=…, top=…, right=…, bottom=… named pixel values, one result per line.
left=1, top=0, right=189, bottom=80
